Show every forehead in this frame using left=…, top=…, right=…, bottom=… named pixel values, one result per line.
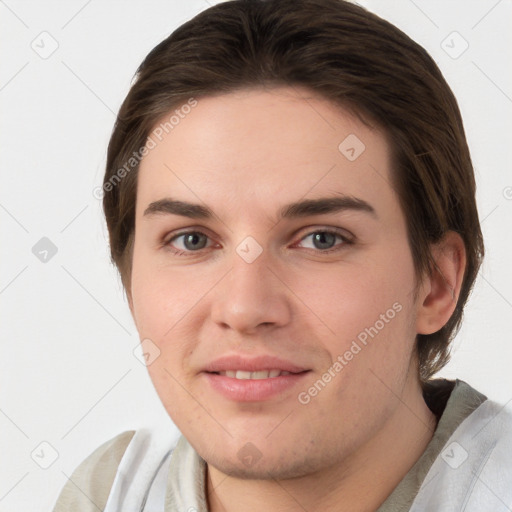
left=136, top=86, right=395, bottom=221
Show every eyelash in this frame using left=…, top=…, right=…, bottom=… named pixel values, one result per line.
left=163, top=228, right=353, bottom=257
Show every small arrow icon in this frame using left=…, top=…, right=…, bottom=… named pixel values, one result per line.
left=441, top=441, right=467, bottom=469
left=31, top=31, right=59, bottom=59
left=32, top=237, right=58, bottom=263
left=339, top=134, right=365, bottom=161
left=31, top=441, right=59, bottom=468
left=236, top=236, right=263, bottom=263
left=134, top=339, right=161, bottom=366
left=440, top=32, right=468, bottom=60
left=237, top=442, right=262, bottom=467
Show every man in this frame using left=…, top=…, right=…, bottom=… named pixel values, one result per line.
left=52, top=0, right=512, bottom=510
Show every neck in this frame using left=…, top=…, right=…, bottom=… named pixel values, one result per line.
left=206, top=373, right=437, bottom=512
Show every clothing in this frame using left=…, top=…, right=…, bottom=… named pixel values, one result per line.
left=52, top=379, right=512, bottom=511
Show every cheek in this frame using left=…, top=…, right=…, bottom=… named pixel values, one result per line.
left=145, top=358, right=207, bottom=435
left=131, top=277, right=195, bottom=371
left=305, top=253, right=414, bottom=340
left=130, top=246, right=215, bottom=384
left=130, top=245, right=203, bottom=337
left=131, top=260, right=204, bottom=426
left=307, top=243, right=417, bottom=384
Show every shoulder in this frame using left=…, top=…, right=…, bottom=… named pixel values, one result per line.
left=52, top=430, right=136, bottom=512
left=411, top=395, right=512, bottom=511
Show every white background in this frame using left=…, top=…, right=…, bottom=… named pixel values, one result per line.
left=1, top=0, right=511, bottom=510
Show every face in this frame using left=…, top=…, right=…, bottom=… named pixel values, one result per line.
left=130, top=86, right=422, bottom=479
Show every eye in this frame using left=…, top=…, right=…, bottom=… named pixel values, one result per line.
left=163, top=228, right=353, bottom=256
left=295, top=229, right=352, bottom=252
left=165, top=231, right=211, bottom=254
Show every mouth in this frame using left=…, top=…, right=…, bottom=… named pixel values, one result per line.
left=212, top=369, right=295, bottom=379
left=202, top=355, right=311, bottom=401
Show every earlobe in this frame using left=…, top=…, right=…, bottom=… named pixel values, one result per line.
left=416, top=231, right=466, bottom=335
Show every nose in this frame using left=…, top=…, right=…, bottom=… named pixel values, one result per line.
left=209, top=246, right=292, bottom=335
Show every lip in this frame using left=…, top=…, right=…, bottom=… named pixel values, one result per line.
left=203, top=354, right=308, bottom=374
left=202, top=354, right=310, bottom=402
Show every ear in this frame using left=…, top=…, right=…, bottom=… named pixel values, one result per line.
left=416, top=231, right=467, bottom=335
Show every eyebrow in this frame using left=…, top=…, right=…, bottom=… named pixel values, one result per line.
left=143, top=194, right=377, bottom=220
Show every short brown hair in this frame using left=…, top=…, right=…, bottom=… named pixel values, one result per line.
left=103, top=0, right=484, bottom=382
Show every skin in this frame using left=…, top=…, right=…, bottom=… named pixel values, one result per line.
left=128, top=86, right=466, bottom=511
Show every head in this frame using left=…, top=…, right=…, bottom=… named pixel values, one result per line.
left=102, top=0, right=483, bottom=479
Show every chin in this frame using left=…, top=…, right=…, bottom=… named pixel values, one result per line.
left=201, top=437, right=331, bottom=481
left=208, top=455, right=321, bottom=481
